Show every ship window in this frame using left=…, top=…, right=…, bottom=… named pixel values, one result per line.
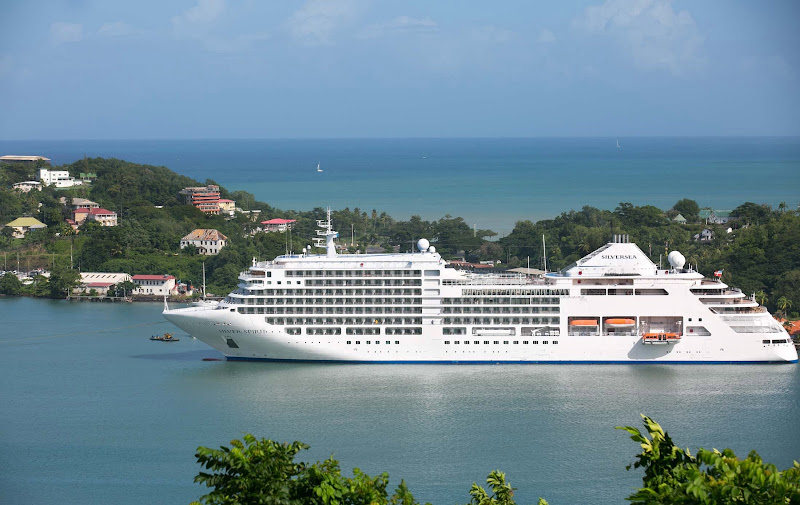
left=225, top=338, right=239, bottom=348
left=772, top=339, right=784, bottom=344
left=347, top=341, right=351, bottom=344
left=366, top=341, right=371, bottom=344
left=386, top=341, right=390, bottom=344
left=553, top=341, right=558, bottom=344
left=493, top=341, right=499, bottom=345
left=445, top=341, right=450, bottom=344
left=699, top=318, right=703, bottom=321
left=484, top=341, right=489, bottom=344
left=424, top=270, right=440, bottom=276
left=763, top=340, right=770, bottom=344
left=543, top=341, right=549, bottom=344
left=356, top=341, right=360, bottom=344
left=523, top=341, right=528, bottom=344
left=503, top=341, right=509, bottom=344
left=513, top=341, right=518, bottom=344
left=395, top=341, right=399, bottom=344
left=455, top=341, right=460, bottom=344
left=532, top=341, right=538, bottom=344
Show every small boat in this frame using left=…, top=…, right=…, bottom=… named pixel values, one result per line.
left=642, top=332, right=681, bottom=345
left=150, top=332, right=179, bottom=342
left=605, top=318, right=635, bottom=328
left=316, top=162, right=322, bottom=172
left=569, top=319, right=599, bottom=326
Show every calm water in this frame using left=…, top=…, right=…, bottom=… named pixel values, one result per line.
left=2, top=297, right=799, bottom=504
left=1, top=137, right=798, bottom=233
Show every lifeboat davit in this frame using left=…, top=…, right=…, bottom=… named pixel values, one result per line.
left=642, top=333, right=682, bottom=345
left=569, top=319, right=599, bottom=326
left=605, top=318, right=635, bottom=328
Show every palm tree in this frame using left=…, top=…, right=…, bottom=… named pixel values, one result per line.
left=777, top=296, right=792, bottom=318
left=778, top=202, right=787, bottom=214
left=754, top=289, right=768, bottom=307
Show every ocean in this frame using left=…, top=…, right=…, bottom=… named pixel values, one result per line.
left=1, top=297, right=799, bottom=504
left=1, top=137, right=798, bottom=234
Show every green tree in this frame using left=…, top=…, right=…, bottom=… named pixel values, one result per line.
left=754, top=289, right=768, bottom=306
left=672, top=199, right=700, bottom=222
left=619, top=415, right=800, bottom=504
left=191, top=434, right=427, bottom=505
left=0, top=272, right=23, bottom=295
left=777, top=296, right=792, bottom=319
left=48, top=265, right=81, bottom=298
left=465, top=470, right=548, bottom=505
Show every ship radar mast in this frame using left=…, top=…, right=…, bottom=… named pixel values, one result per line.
left=314, top=207, right=338, bottom=257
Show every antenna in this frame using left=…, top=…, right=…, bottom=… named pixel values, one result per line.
left=542, top=234, right=547, bottom=272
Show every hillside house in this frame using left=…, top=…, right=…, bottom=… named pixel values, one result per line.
left=180, top=228, right=228, bottom=255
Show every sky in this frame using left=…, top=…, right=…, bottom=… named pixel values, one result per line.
left=0, top=0, right=798, bottom=139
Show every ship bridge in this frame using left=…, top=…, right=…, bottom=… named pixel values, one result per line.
left=558, top=238, right=657, bottom=278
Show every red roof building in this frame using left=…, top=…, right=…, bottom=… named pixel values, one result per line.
left=132, top=275, right=177, bottom=296
left=179, top=185, right=220, bottom=214
left=73, top=207, right=118, bottom=226
left=260, top=218, right=297, bottom=232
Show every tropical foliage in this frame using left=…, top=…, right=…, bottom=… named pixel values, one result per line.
left=192, top=418, right=800, bottom=505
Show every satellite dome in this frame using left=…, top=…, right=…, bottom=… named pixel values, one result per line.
left=428, top=246, right=436, bottom=253
left=668, top=251, right=686, bottom=269
left=417, top=239, right=430, bottom=252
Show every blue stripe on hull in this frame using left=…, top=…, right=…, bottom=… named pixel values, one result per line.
left=225, top=357, right=797, bottom=365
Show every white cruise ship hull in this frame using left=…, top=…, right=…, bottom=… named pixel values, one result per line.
left=163, top=305, right=797, bottom=363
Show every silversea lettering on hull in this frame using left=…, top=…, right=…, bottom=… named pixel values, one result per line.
left=163, top=210, right=797, bottom=363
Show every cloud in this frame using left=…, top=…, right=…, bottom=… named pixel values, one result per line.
left=288, top=0, right=362, bottom=45
left=172, top=0, right=226, bottom=32
left=98, top=22, right=135, bottom=37
left=574, top=0, right=703, bottom=74
left=51, top=22, right=84, bottom=44
left=359, top=15, right=439, bottom=39
left=203, top=32, right=270, bottom=53
left=538, top=29, right=556, bottom=44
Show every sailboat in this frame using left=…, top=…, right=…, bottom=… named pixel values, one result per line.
left=616, top=138, right=621, bottom=148
left=316, top=162, right=323, bottom=172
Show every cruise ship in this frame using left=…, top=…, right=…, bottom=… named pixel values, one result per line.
left=163, top=211, right=797, bottom=363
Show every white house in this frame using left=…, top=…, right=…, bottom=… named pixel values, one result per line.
left=132, top=275, right=177, bottom=296
left=180, top=228, right=227, bottom=255
left=37, top=168, right=81, bottom=188
left=12, top=181, right=42, bottom=193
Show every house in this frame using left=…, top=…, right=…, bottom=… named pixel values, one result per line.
left=60, top=197, right=100, bottom=210
left=672, top=214, right=687, bottom=224
left=73, top=207, right=118, bottom=227
left=77, top=272, right=132, bottom=295
left=699, top=209, right=733, bottom=225
left=180, top=228, right=228, bottom=255
left=179, top=185, right=220, bottom=214
left=4, top=216, right=47, bottom=238
left=260, top=218, right=297, bottom=232
left=218, top=199, right=236, bottom=217
left=37, top=168, right=81, bottom=188
left=0, top=155, right=50, bottom=165
left=12, top=181, right=42, bottom=193
left=132, top=274, right=177, bottom=296
left=694, top=228, right=714, bottom=242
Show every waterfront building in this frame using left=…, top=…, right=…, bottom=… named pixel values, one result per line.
left=77, top=272, right=132, bottom=296
left=260, top=218, right=296, bottom=233
left=179, top=185, right=220, bottom=214
left=73, top=207, right=118, bottom=227
left=0, top=155, right=50, bottom=165
left=4, top=216, right=47, bottom=238
left=180, top=229, right=227, bottom=255
left=132, top=274, right=177, bottom=296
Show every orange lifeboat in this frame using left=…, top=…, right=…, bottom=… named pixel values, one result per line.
left=605, top=318, right=635, bottom=328
left=569, top=319, right=599, bottom=326
left=642, top=332, right=681, bottom=344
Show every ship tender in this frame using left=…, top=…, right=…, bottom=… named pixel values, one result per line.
left=163, top=212, right=797, bottom=363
